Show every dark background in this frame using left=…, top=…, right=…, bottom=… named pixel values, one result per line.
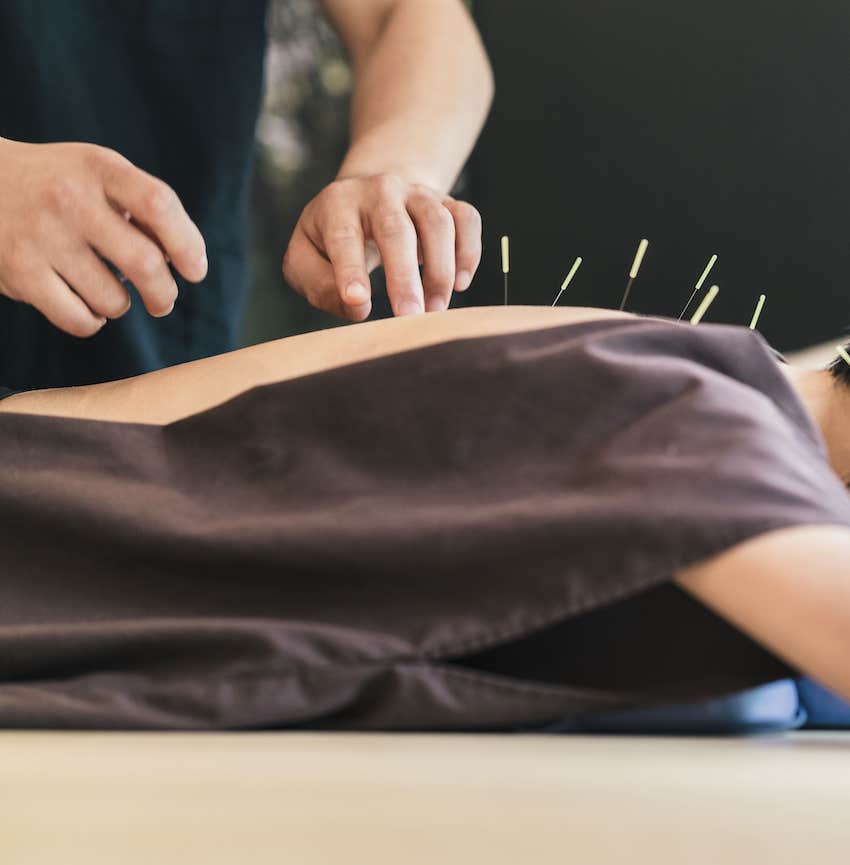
left=247, top=0, right=850, bottom=352
left=466, top=0, right=850, bottom=350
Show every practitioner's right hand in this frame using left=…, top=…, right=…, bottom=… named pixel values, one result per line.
left=0, top=138, right=208, bottom=337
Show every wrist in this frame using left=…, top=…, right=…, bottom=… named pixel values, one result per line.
left=336, top=152, right=444, bottom=191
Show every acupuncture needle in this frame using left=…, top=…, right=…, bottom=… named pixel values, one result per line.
left=619, top=239, right=649, bottom=311
left=501, top=235, right=510, bottom=305
left=749, top=294, right=766, bottom=330
left=552, top=257, right=583, bottom=307
left=678, top=254, right=718, bottom=321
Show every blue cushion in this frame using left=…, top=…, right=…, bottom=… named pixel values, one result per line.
left=547, top=679, right=804, bottom=734
left=797, top=678, right=850, bottom=728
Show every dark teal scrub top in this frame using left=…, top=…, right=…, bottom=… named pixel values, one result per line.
left=0, top=0, right=269, bottom=390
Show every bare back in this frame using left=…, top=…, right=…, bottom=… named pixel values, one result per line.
left=1, top=305, right=632, bottom=424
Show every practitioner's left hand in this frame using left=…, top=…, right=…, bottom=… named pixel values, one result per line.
left=282, top=173, right=482, bottom=321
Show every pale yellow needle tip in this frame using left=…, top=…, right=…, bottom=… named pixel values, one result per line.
left=696, top=254, right=718, bottom=292
left=629, top=239, right=650, bottom=280
left=690, top=285, right=719, bottom=325
left=836, top=346, right=850, bottom=369
left=501, top=236, right=510, bottom=274
left=749, top=294, right=767, bottom=331
left=553, top=256, right=583, bottom=306
left=562, top=256, right=582, bottom=291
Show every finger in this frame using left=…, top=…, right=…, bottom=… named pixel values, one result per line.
left=407, top=195, right=455, bottom=313
left=86, top=205, right=178, bottom=317
left=54, top=245, right=132, bottom=320
left=367, top=180, right=424, bottom=316
left=108, top=200, right=169, bottom=261
left=318, top=208, right=373, bottom=307
left=283, top=229, right=371, bottom=322
left=98, top=154, right=207, bottom=282
left=26, top=268, right=107, bottom=338
left=444, top=199, right=483, bottom=293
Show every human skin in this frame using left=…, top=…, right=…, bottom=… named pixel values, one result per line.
left=0, top=0, right=492, bottom=335
left=0, top=305, right=632, bottom=425
left=2, top=303, right=850, bottom=706
left=284, top=0, right=493, bottom=319
left=0, top=138, right=208, bottom=337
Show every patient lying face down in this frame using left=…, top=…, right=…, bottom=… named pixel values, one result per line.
left=1, top=304, right=850, bottom=730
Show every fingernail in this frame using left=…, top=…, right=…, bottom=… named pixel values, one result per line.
left=456, top=270, right=472, bottom=292
left=425, top=296, right=447, bottom=313
left=398, top=300, right=423, bottom=316
left=344, top=282, right=369, bottom=304
left=196, top=253, right=208, bottom=277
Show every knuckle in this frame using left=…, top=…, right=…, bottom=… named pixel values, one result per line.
left=328, top=223, right=361, bottom=244
left=457, top=201, right=483, bottom=234
left=129, top=248, right=165, bottom=282
left=322, top=180, right=349, bottom=203
left=374, top=209, right=411, bottom=240
left=86, top=145, right=123, bottom=173
left=45, top=177, right=80, bottom=213
left=373, top=172, right=403, bottom=200
left=419, top=200, right=454, bottom=232
left=144, top=182, right=178, bottom=218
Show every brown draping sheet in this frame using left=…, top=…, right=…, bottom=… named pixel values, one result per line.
left=1, top=317, right=849, bottom=730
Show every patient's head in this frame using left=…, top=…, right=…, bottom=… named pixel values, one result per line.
left=782, top=348, right=850, bottom=485
left=819, top=343, right=850, bottom=484
left=829, top=344, right=850, bottom=390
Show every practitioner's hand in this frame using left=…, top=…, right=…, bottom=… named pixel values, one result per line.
left=0, top=138, right=208, bottom=337
left=282, top=173, right=482, bottom=320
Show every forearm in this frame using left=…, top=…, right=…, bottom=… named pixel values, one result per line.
left=677, top=525, right=850, bottom=704
left=336, top=0, right=494, bottom=191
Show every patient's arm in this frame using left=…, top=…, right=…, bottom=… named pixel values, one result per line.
left=676, top=525, right=850, bottom=704
left=0, top=305, right=630, bottom=424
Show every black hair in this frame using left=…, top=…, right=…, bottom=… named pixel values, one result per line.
left=829, top=342, right=850, bottom=387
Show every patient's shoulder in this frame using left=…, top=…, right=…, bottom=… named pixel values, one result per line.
left=678, top=523, right=850, bottom=593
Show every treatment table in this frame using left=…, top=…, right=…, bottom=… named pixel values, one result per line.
left=2, top=730, right=848, bottom=864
